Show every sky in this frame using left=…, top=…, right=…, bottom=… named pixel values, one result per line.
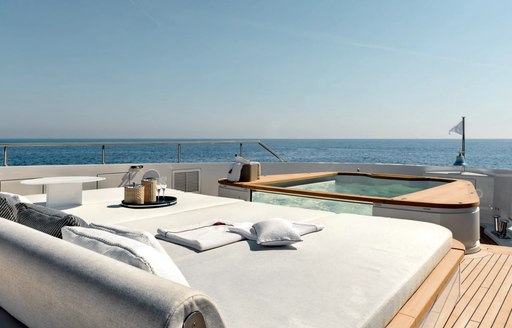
left=1, top=0, right=511, bottom=139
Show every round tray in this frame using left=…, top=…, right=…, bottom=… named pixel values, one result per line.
left=121, top=196, right=177, bottom=209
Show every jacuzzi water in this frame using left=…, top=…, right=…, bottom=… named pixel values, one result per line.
left=252, top=175, right=448, bottom=215
left=288, top=175, right=447, bottom=198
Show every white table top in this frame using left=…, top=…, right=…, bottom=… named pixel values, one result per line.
left=21, top=176, right=105, bottom=185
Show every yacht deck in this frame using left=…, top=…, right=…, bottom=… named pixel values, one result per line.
left=443, top=244, right=512, bottom=328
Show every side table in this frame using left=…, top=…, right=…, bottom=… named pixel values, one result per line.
left=21, top=176, right=106, bottom=208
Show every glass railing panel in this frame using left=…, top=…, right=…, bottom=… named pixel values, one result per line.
left=252, top=191, right=372, bottom=215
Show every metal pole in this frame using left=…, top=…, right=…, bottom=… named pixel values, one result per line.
left=3, top=146, right=7, bottom=166
left=239, top=143, right=243, bottom=157
left=258, top=142, right=286, bottom=162
left=462, top=116, right=465, bottom=156
left=178, top=144, right=181, bottom=163
left=102, top=145, right=106, bottom=164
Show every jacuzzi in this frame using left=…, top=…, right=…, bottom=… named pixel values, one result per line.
left=219, top=171, right=481, bottom=253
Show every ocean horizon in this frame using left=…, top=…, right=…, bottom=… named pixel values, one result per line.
left=1, top=138, right=511, bottom=169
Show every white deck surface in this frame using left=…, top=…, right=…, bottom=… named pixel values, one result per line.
left=29, top=188, right=453, bottom=328
left=27, top=188, right=243, bottom=224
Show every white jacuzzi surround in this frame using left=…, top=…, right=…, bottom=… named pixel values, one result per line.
left=373, top=203, right=480, bottom=253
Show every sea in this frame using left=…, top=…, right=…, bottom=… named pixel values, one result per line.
left=1, top=139, right=512, bottom=169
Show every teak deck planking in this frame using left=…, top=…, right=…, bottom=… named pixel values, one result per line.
left=442, top=244, right=512, bottom=328
left=388, top=243, right=512, bottom=328
left=386, top=240, right=465, bottom=328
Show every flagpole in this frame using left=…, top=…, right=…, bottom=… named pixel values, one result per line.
left=461, top=116, right=465, bottom=156
left=452, top=116, right=466, bottom=166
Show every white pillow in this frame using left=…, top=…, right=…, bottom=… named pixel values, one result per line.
left=61, top=226, right=189, bottom=286
left=89, top=223, right=168, bottom=256
left=252, top=218, right=302, bottom=246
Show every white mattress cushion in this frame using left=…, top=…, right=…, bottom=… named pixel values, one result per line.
left=57, top=190, right=452, bottom=328
left=126, top=210, right=452, bottom=328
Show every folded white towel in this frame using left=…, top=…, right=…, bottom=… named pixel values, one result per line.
left=227, top=222, right=256, bottom=240
left=293, top=222, right=325, bottom=235
left=156, top=222, right=244, bottom=251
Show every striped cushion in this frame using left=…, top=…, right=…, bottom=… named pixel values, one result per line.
left=0, top=198, right=17, bottom=221
left=0, top=191, right=32, bottom=204
left=15, top=203, right=84, bottom=238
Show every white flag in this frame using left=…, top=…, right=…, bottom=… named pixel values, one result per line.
left=449, top=120, right=463, bottom=135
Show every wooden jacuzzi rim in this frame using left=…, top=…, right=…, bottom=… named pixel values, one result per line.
left=218, top=171, right=480, bottom=209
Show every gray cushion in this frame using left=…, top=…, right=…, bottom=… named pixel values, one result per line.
left=0, top=198, right=17, bottom=222
left=0, top=192, right=32, bottom=204
left=0, top=192, right=27, bottom=222
left=15, top=203, right=85, bottom=238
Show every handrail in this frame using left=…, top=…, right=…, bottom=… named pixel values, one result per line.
left=0, top=140, right=286, bottom=166
left=258, top=142, right=286, bottom=162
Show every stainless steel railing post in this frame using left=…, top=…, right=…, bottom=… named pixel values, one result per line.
left=239, top=143, right=243, bottom=157
left=102, top=145, right=106, bottom=164
left=178, top=144, right=181, bottom=163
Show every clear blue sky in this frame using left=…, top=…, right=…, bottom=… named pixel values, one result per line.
left=1, top=1, right=511, bottom=139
